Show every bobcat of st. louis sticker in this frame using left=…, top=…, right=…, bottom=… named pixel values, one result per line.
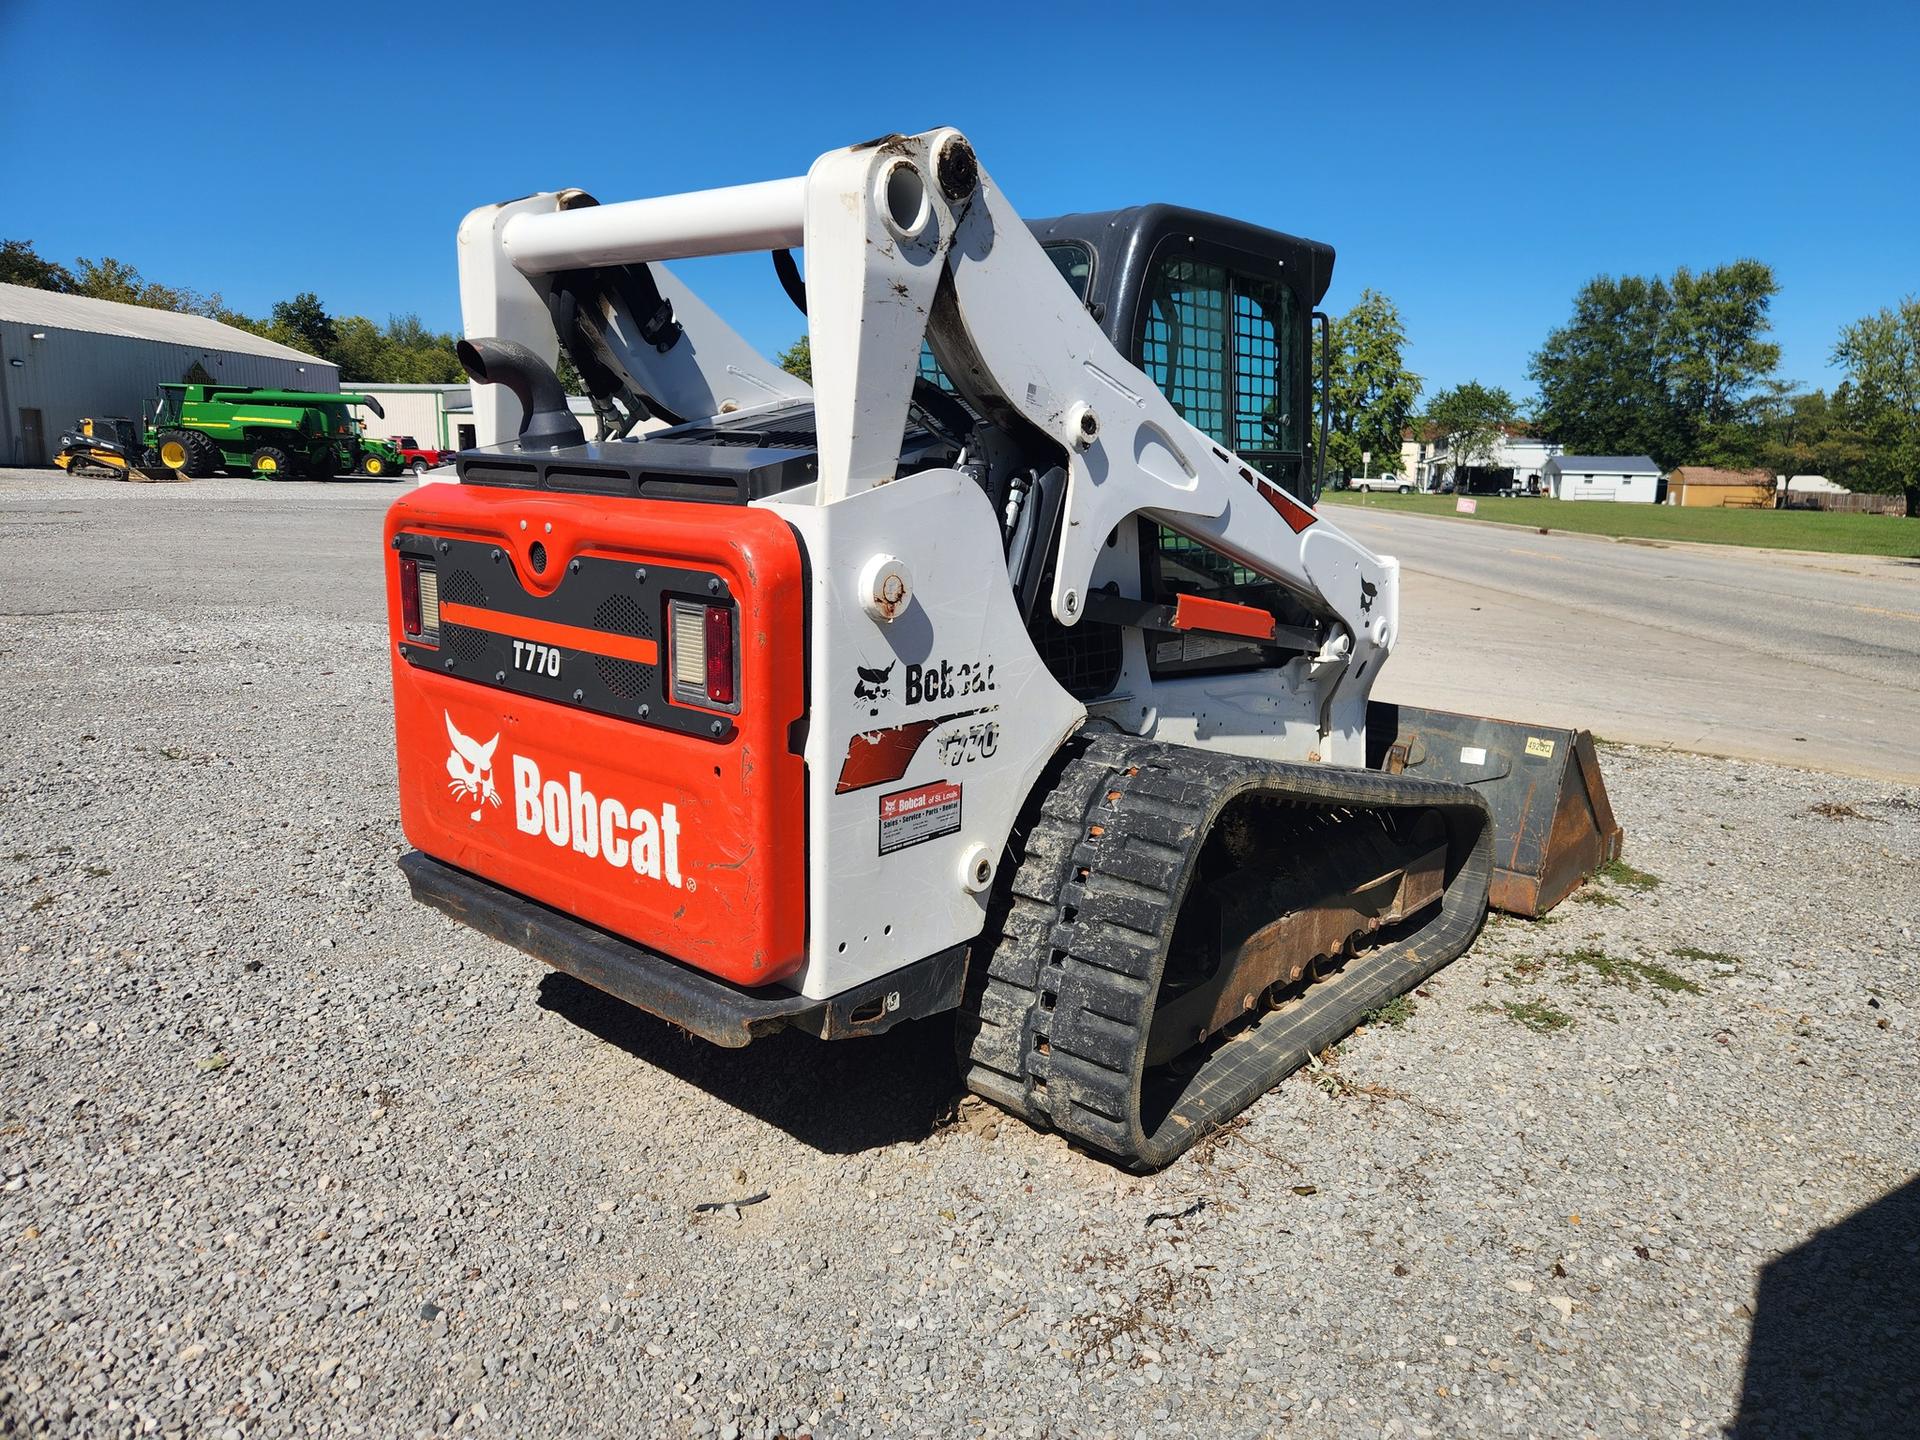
left=878, top=780, right=963, bottom=855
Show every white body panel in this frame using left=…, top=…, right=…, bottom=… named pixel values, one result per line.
left=763, top=470, right=1084, bottom=997
left=454, top=128, right=1404, bottom=999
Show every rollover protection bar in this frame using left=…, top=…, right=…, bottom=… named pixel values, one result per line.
left=499, top=176, right=808, bottom=273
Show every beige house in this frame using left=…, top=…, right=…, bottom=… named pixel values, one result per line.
left=1667, top=466, right=1774, bottom=508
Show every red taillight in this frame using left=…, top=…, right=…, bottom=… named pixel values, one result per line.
left=670, top=598, right=737, bottom=710
left=400, top=554, right=422, bottom=637
left=704, top=604, right=734, bottom=706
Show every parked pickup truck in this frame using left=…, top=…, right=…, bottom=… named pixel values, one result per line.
left=389, top=436, right=457, bottom=476
left=1347, top=474, right=1414, bottom=493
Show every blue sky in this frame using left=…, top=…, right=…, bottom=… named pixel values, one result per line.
left=3, top=0, right=1914, bottom=406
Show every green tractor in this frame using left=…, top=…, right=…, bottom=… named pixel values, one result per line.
left=144, top=384, right=407, bottom=480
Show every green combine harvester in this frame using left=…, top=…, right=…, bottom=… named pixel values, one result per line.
left=145, top=384, right=406, bottom=480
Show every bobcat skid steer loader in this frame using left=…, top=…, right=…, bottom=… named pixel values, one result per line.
left=384, top=129, right=1621, bottom=1167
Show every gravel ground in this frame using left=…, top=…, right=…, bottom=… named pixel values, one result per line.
left=1, top=471, right=1916, bottom=1438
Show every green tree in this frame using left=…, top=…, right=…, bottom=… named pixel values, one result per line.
left=69, top=256, right=148, bottom=305
left=1665, top=260, right=1781, bottom=465
left=1323, top=290, right=1420, bottom=480
left=1530, top=274, right=1683, bottom=464
left=776, top=334, right=812, bottom=383
left=1752, top=384, right=1867, bottom=488
left=269, top=291, right=339, bottom=361
left=1834, top=297, right=1920, bottom=508
left=1530, top=261, right=1780, bottom=467
left=329, top=314, right=389, bottom=382
left=1425, top=381, right=1518, bottom=480
left=0, top=239, right=75, bottom=292
left=381, top=314, right=464, bottom=383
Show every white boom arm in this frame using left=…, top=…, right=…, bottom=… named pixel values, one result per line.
left=456, top=127, right=1398, bottom=733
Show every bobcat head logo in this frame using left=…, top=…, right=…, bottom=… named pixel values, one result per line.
left=853, top=661, right=895, bottom=716
left=444, top=713, right=501, bottom=822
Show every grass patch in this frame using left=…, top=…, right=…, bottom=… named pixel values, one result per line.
left=1597, top=858, right=1661, bottom=891
left=1363, top=993, right=1418, bottom=1028
left=1479, top=999, right=1575, bottom=1033
left=1320, top=489, right=1920, bottom=558
left=1560, top=946, right=1701, bottom=996
left=1572, top=889, right=1622, bottom=907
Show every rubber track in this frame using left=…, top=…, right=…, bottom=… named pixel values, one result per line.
left=957, top=731, right=1493, bottom=1169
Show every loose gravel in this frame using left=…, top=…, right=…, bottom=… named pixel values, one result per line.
left=1, top=471, right=1915, bottom=1438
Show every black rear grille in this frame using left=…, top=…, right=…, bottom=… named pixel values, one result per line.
left=441, top=569, right=487, bottom=608
left=593, top=593, right=654, bottom=639
left=440, top=623, right=491, bottom=666
left=596, top=656, right=652, bottom=700
left=395, top=532, right=736, bottom=744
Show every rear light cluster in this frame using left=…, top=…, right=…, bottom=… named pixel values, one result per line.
left=669, top=599, right=736, bottom=709
left=399, top=555, right=440, bottom=643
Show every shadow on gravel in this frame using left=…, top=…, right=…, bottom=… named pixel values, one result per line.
left=1731, top=1175, right=1920, bottom=1437
left=535, top=972, right=963, bottom=1154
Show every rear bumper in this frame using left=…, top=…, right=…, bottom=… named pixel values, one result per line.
left=398, top=851, right=965, bottom=1046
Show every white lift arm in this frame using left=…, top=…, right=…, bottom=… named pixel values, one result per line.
left=455, top=128, right=1398, bottom=713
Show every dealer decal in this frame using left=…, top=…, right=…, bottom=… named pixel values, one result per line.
left=878, top=780, right=963, bottom=856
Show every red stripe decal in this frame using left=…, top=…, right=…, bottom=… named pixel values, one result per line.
left=440, top=601, right=659, bottom=666
left=836, top=708, right=989, bottom=794
left=1258, top=481, right=1318, bottom=534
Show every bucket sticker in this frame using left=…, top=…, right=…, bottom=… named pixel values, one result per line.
left=1525, top=736, right=1557, bottom=759
left=878, top=780, right=963, bottom=856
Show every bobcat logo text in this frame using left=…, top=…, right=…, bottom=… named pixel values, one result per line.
left=441, top=712, right=682, bottom=887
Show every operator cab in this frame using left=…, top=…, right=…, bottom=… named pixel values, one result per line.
left=1026, top=205, right=1333, bottom=509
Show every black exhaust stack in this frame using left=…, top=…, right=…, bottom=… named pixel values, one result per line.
left=457, top=337, right=585, bottom=448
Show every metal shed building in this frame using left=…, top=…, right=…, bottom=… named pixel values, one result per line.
left=0, top=284, right=337, bottom=466
left=1543, top=455, right=1662, bottom=504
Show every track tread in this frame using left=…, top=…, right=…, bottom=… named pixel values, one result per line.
left=958, top=728, right=1493, bottom=1168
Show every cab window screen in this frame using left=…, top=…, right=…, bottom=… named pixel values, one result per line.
left=1234, top=278, right=1297, bottom=454
left=1140, top=259, right=1228, bottom=442
left=1138, top=252, right=1312, bottom=675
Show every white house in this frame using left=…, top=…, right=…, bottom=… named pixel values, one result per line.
left=1405, top=426, right=1563, bottom=494
left=1495, top=437, right=1562, bottom=493
left=1542, top=455, right=1661, bottom=503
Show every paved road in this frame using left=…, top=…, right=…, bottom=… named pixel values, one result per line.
left=1330, top=504, right=1920, bottom=782
left=2, top=471, right=1914, bottom=781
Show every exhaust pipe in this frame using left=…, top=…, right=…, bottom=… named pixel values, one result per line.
left=457, top=337, right=584, bottom=448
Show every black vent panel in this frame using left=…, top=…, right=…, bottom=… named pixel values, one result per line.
left=594, top=593, right=654, bottom=640
left=440, top=623, right=491, bottom=666
left=441, top=569, right=487, bottom=608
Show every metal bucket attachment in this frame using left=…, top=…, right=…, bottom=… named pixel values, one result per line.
left=1365, top=702, right=1623, bottom=917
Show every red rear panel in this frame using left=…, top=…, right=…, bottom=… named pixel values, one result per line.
left=385, top=484, right=807, bottom=986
